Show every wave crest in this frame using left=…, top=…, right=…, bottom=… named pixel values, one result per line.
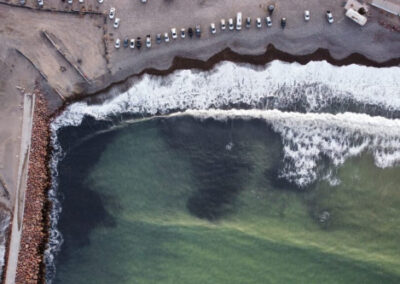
left=175, top=109, right=400, bottom=186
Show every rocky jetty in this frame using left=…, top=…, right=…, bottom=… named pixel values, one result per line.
left=15, top=93, right=50, bottom=284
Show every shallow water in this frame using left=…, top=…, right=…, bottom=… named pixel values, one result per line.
left=49, top=116, right=400, bottom=284
left=46, top=60, right=400, bottom=283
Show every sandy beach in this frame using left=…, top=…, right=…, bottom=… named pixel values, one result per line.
left=0, top=0, right=399, bottom=283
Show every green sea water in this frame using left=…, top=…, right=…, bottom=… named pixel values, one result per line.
left=53, top=117, right=400, bottom=284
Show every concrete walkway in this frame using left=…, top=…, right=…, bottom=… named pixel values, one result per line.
left=4, top=94, right=35, bottom=284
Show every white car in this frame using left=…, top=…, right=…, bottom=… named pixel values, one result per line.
left=221, top=19, right=226, bottom=30
left=38, top=0, right=43, bottom=7
left=256, top=17, right=262, bottom=28
left=164, top=32, right=170, bottom=42
left=79, top=0, right=83, bottom=3
left=326, top=10, right=334, bottom=24
left=236, top=12, right=242, bottom=30
left=141, top=0, right=147, bottom=2
left=109, top=7, right=116, bottom=19
left=98, top=0, right=104, bottom=3
left=115, top=38, right=120, bottom=49
left=181, top=28, right=186, bottom=38
left=210, top=23, right=216, bottom=34
left=67, top=0, right=72, bottom=3
left=228, top=18, right=234, bottom=30
left=304, top=10, right=310, bottom=21
left=146, top=35, right=151, bottom=48
left=114, top=18, right=120, bottom=29
left=265, top=16, right=272, bottom=27
left=130, top=39, right=135, bottom=49
left=171, top=28, right=177, bottom=39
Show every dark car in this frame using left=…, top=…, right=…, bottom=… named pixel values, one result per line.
left=123, top=38, right=129, bottom=48
left=188, top=27, right=193, bottom=38
left=281, top=18, right=286, bottom=29
left=195, top=25, right=201, bottom=38
left=136, top=37, right=142, bottom=49
left=246, top=17, right=251, bottom=28
left=156, top=34, right=161, bottom=44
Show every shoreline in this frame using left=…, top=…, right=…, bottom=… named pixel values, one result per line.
left=1, top=0, right=399, bottom=282
left=4, top=45, right=400, bottom=284
left=68, top=44, right=400, bottom=106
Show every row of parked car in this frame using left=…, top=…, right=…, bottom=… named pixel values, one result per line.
left=114, top=26, right=202, bottom=49
left=113, top=10, right=336, bottom=50
left=19, top=0, right=105, bottom=7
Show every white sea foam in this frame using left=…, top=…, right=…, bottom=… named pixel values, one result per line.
left=173, top=109, right=400, bottom=186
left=46, top=60, right=400, bottom=282
left=44, top=127, right=64, bottom=284
left=52, top=60, right=400, bottom=131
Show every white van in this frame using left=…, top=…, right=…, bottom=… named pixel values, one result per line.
left=345, top=8, right=367, bottom=26
left=236, top=12, right=242, bottom=30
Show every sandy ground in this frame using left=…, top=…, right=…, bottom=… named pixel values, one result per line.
left=0, top=0, right=399, bottom=282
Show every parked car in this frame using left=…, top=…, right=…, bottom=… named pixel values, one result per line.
left=265, top=16, right=272, bottom=27
left=221, top=19, right=226, bottom=30
left=164, top=32, right=170, bottom=42
left=136, top=37, right=142, bottom=49
left=114, top=18, right=120, bottom=29
left=67, top=0, right=72, bottom=4
left=156, top=34, right=162, bottom=44
left=228, top=18, right=234, bottom=30
left=38, top=0, right=43, bottom=7
left=326, top=10, right=334, bottom=24
left=195, top=25, right=201, bottom=38
left=256, top=17, right=262, bottom=28
left=130, top=39, right=135, bottom=49
left=98, top=0, right=104, bottom=3
left=181, top=28, right=186, bottom=38
left=188, top=27, right=193, bottom=38
left=115, top=38, right=120, bottom=49
left=171, top=28, right=178, bottom=39
left=146, top=35, right=151, bottom=48
left=79, top=0, right=84, bottom=3
left=141, top=0, right=147, bottom=3
left=236, top=12, right=242, bottom=30
left=123, top=38, right=129, bottom=48
left=281, top=17, right=286, bottom=29
left=246, top=17, right=251, bottom=29
left=210, top=23, right=216, bottom=34
left=304, top=10, right=310, bottom=21
left=109, top=7, right=116, bottom=19
left=20, top=0, right=26, bottom=5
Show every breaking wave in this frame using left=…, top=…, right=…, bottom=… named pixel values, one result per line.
left=172, top=109, right=400, bottom=186
left=52, top=60, right=400, bottom=130
left=46, top=60, right=400, bottom=283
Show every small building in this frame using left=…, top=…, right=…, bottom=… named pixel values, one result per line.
left=345, top=0, right=369, bottom=14
left=370, top=0, right=400, bottom=16
left=345, top=0, right=369, bottom=26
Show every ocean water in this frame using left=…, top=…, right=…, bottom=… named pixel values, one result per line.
left=46, top=61, right=400, bottom=283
